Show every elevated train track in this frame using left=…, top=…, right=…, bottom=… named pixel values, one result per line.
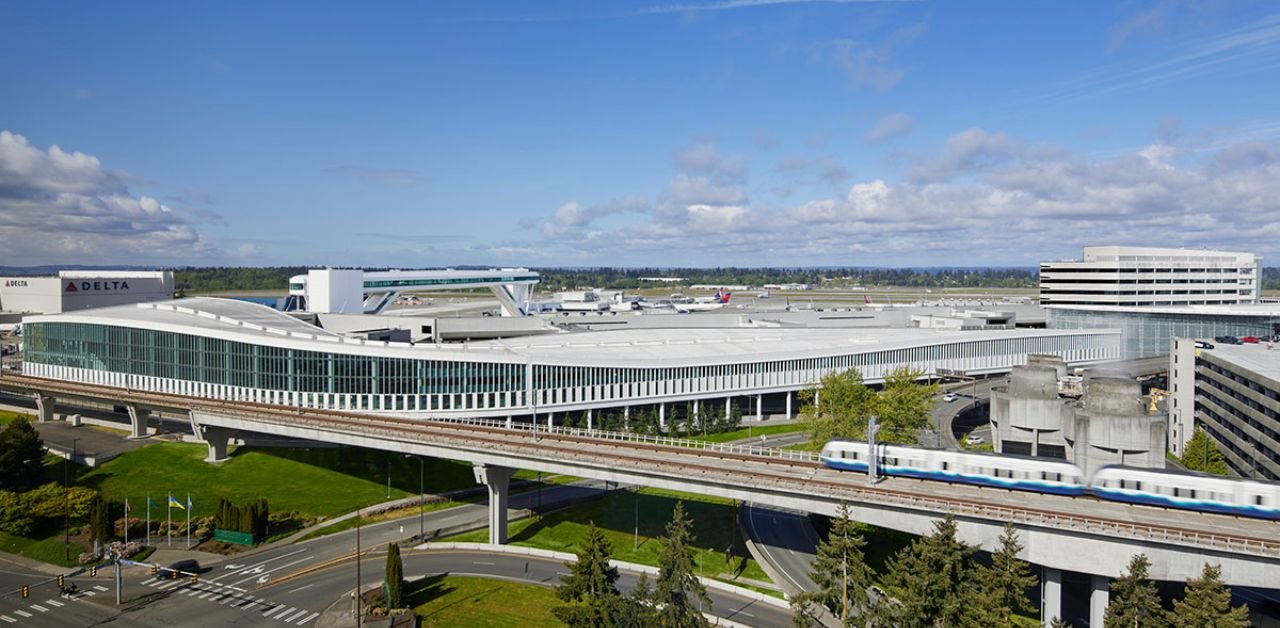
left=2, top=372, right=1278, bottom=588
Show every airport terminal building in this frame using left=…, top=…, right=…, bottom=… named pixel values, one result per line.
left=0, top=270, right=174, bottom=315
left=20, top=298, right=1122, bottom=420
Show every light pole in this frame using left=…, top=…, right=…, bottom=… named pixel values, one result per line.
left=64, top=438, right=81, bottom=561
left=386, top=457, right=391, bottom=500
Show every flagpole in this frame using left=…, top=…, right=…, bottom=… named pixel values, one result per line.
left=186, top=492, right=191, bottom=549
left=146, top=493, right=151, bottom=546
left=167, top=494, right=172, bottom=547
left=124, top=497, right=129, bottom=545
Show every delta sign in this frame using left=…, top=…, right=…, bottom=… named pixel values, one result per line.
left=65, top=280, right=131, bottom=293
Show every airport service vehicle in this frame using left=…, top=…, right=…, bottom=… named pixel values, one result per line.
left=819, top=440, right=1280, bottom=520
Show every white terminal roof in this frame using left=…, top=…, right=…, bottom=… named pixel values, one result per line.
left=1199, top=342, right=1280, bottom=383
left=27, top=297, right=1115, bottom=367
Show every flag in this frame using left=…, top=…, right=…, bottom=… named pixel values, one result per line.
left=187, top=495, right=193, bottom=510
left=148, top=495, right=157, bottom=508
left=168, top=495, right=186, bottom=510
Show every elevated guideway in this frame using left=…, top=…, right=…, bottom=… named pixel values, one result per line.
left=3, top=372, right=1278, bottom=622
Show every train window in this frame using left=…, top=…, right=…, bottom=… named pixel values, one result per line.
left=1119, top=479, right=1128, bottom=490
left=1256, top=495, right=1265, bottom=506
left=1173, top=488, right=1183, bottom=498
left=1189, top=490, right=1197, bottom=499
left=1134, top=482, right=1142, bottom=491
left=941, top=462, right=949, bottom=471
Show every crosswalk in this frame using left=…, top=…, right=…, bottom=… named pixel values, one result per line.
left=0, top=585, right=108, bottom=624
left=142, top=578, right=319, bottom=625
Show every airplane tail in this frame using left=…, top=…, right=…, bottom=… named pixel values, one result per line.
left=864, top=295, right=870, bottom=304
left=717, top=289, right=731, bottom=304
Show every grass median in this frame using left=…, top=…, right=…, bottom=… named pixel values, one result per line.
left=411, top=575, right=560, bottom=627
left=444, top=486, right=775, bottom=590
left=688, top=422, right=808, bottom=444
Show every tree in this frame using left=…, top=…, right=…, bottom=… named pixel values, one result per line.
left=0, top=418, right=45, bottom=491
left=653, top=501, right=711, bottom=627
left=982, top=523, right=1037, bottom=625
left=883, top=514, right=987, bottom=627
left=874, top=366, right=939, bottom=445
left=1048, top=618, right=1071, bottom=628
left=1180, top=428, right=1230, bottom=475
left=384, top=543, right=405, bottom=608
left=1105, top=554, right=1167, bottom=628
left=792, top=504, right=874, bottom=626
left=622, top=573, right=658, bottom=628
left=88, top=494, right=114, bottom=546
left=799, top=369, right=876, bottom=447
left=554, top=521, right=626, bottom=627
left=1168, top=563, right=1249, bottom=628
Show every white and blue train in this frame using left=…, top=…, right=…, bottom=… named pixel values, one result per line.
left=820, top=440, right=1280, bottom=521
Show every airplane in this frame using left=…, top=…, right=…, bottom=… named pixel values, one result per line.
left=638, top=288, right=731, bottom=313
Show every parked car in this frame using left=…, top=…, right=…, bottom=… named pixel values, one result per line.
left=1214, top=336, right=1244, bottom=345
left=965, top=434, right=985, bottom=445
left=1194, top=340, right=1215, bottom=350
left=1241, top=336, right=1260, bottom=344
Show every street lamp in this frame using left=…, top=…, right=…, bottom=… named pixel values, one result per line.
left=386, top=457, right=392, bottom=500
left=64, top=438, right=81, bottom=561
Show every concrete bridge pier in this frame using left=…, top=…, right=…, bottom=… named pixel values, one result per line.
left=623, top=406, right=630, bottom=430
left=1089, top=575, right=1109, bottom=628
left=755, top=395, right=763, bottom=421
left=201, top=426, right=234, bottom=463
left=659, top=403, right=666, bottom=430
left=785, top=392, right=792, bottom=419
left=125, top=405, right=150, bottom=439
left=473, top=464, right=517, bottom=544
left=586, top=408, right=593, bottom=431
left=1041, top=567, right=1062, bottom=627
left=505, top=416, right=513, bottom=429
left=35, top=394, right=54, bottom=422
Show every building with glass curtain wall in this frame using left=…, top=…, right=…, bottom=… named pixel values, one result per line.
left=21, top=298, right=1123, bottom=420
left=1047, top=305, right=1280, bottom=360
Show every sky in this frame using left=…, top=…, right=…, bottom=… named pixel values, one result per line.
left=1, top=1, right=1279, bottom=269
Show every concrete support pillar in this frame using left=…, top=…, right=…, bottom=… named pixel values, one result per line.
left=1089, top=574, right=1109, bottom=628
left=725, top=397, right=732, bottom=419
left=126, top=405, right=149, bottom=439
left=200, top=426, right=233, bottom=463
left=1041, top=567, right=1062, bottom=627
left=586, top=408, right=593, bottom=431
left=659, top=403, right=666, bottom=429
left=692, top=399, right=699, bottom=427
left=35, top=394, right=54, bottom=423
left=69, top=413, right=82, bottom=427
left=505, top=416, right=513, bottom=429
left=623, top=406, right=630, bottom=431
left=547, top=413, right=554, bottom=428
left=473, top=464, right=517, bottom=544
left=755, top=395, right=763, bottom=422
left=785, top=391, right=792, bottom=418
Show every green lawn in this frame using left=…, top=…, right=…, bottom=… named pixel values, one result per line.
left=75, top=443, right=478, bottom=521
left=445, top=487, right=772, bottom=586
left=0, top=410, right=36, bottom=425
left=689, top=423, right=808, bottom=444
left=411, top=575, right=562, bottom=627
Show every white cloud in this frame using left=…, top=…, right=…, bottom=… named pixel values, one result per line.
left=823, top=23, right=926, bottom=93
left=0, top=130, right=213, bottom=264
left=673, top=138, right=747, bottom=182
left=861, top=112, right=915, bottom=144
left=519, top=125, right=1280, bottom=265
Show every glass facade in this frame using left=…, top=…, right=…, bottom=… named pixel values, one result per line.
left=23, top=320, right=1121, bottom=415
left=1048, top=308, right=1280, bottom=360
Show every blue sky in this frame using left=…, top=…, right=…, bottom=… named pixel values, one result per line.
left=2, top=1, right=1279, bottom=268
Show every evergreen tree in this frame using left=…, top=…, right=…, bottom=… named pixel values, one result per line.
left=384, top=543, right=405, bottom=608
left=0, top=418, right=45, bottom=491
left=88, top=494, right=114, bottom=545
left=883, top=514, right=986, bottom=627
left=653, top=501, right=711, bottom=627
left=1168, top=563, right=1250, bottom=628
left=621, top=573, right=658, bottom=628
left=982, top=522, right=1037, bottom=625
left=1180, top=428, right=1230, bottom=475
left=1105, top=554, right=1167, bottom=628
left=1048, top=618, right=1071, bottom=628
left=792, top=504, right=873, bottom=626
left=554, top=521, right=625, bottom=627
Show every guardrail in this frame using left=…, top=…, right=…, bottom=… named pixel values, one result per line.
left=8, top=373, right=1280, bottom=561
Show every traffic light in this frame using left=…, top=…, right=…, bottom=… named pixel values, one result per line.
left=150, top=564, right=158, bottom=576
left=89, top=565, right=97, bottom=577
left=170, top=570, right=177, bottom=580
left=21, top=585, right=28, bottom=598
left=190, top=574, right=198, bottom=585
left=57, top=574, right=64, bottom=587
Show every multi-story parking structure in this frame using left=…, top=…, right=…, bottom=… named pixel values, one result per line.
left=1169, top=337, right=1280, bottom=481
left=1040, top=246, right=1260, bottom=307
left=20, top=298, right=1122, bottom=422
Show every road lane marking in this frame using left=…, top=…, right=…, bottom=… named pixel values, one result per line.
left=29, top=604, right=48, bottom=612
left=12, top=611, right=30, bottom=618
left=296, top=611, right=320, bottom=625
left=471, top=561, right=495, bottom=565
left=81, top=590, right=97, bottom=596
left=43, top=599, right=63, bottom=607
left=287, top=584, right=314, bottom=594
left=229, top=556, right=313, bottom=588
left=199, top=591, right=214, bottom=599
left=0, top=615, right=15, bottom=623
left=214, top=549, right=308, bottom=582
left=92, top=585, right=108, bottom=592
left=271, top=606, right=295, bottom=619
left=284, top=609, right=308, bottom=622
